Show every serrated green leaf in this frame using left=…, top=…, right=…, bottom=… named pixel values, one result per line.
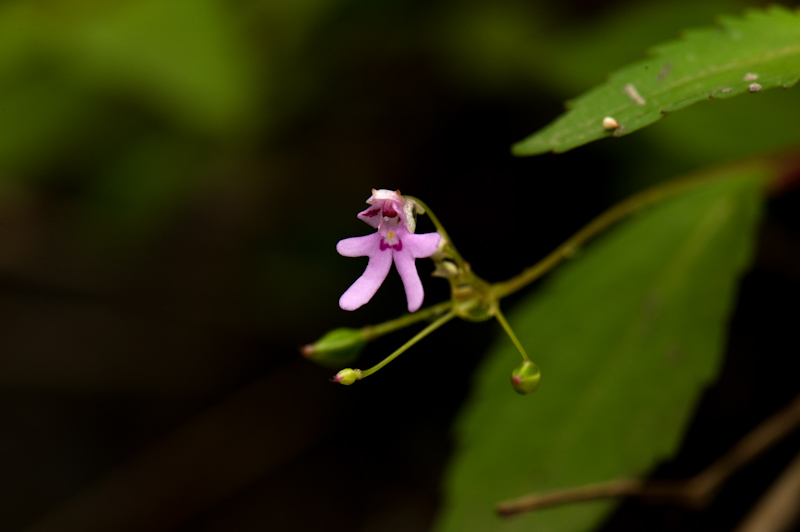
left=434, top=163, right=768, bottom=532
left=513, top=6, right=800, bottom=155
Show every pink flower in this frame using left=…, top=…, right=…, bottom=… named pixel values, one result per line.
left=337, top=190, right=441, bottom=312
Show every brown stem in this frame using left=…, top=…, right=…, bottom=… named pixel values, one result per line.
left=496, top=393, right=800, bottom=518
left=734, top=449, right=800, bottom=532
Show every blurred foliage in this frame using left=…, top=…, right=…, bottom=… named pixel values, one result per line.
left=0, top=0, right=258, bottom=162
left=437, top=0, right=753, bottom=96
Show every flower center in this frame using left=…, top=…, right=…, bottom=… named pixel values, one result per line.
left=379, top=231, right=403, bottom=251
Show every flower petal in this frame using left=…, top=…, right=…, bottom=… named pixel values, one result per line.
left=393, top=248, right=425, bottom=313
left=403, top=232, right=441, bottom=258
left=339, top=247, right=393, bottom=311
left=356, top=206, right=383, bottom=229
left=336, top=233, right=381, bottom=257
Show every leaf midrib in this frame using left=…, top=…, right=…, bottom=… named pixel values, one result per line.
left=547, top=190, right=737, bottom=473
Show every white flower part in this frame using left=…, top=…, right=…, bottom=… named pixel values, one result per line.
left=404, top=198, right=424, bottom=234
left=367, top=188, right=415, bottom=230
left=367, top=188, right=400, bottom=203
left=602, top=116, right=619, bottom=130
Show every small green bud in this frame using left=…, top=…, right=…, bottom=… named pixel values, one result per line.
left=511, top=360, right=541, bottom=395
left=332, top=368, right=361, bottom=386
left=301, top=328, right=367, bottom=368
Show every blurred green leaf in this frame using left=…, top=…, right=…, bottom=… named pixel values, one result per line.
left=531, top=0, right=752, bottom=94
left=0, top=3, right=82, bottom=172
left=438, top=0, right=746, bottom=97
left=0, top=0, right=260, bottom=175
left=64, top=0, right=259, bottom=135
left=613, top=86, right=800, bottom=194
left=0, top=78, right=90, bottom=173
left=80, top=134, right=209, bottom=236
left=513, top=6, right=800, bottom=155
left=434, top=161, right=768, bottom=532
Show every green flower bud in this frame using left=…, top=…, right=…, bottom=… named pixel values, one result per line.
left=332, top=368, right=361, bottom=386
left=301, top=328, right=367, bottom=368
left=511, top=360, right=541, bottom=395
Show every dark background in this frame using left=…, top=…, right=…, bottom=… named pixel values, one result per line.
left=1, top=0, right=799, bottom=530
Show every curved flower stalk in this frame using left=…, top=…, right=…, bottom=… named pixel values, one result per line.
left=337, top=189, right=441, bottom=313
left=305, top=167, right=785, bottom=392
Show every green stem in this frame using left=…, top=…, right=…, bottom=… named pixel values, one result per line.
left=404, top=195, right=454, bottom=250
left=494, top=171, right=721, bottom=299
left=362, top=300, right=453, bottom=341
left=359, top=310, right=457, bottom=378
left=494, top=307, right=530, bottom=362
left=405, top=195, right=469, bottom=269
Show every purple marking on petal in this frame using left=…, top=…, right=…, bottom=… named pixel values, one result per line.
left=358, top=208, right=383, bottom=229
left=392, top=248, right=424, bottom=312
left=378, top=236, right=402, bottom=251
left=383, top=205, right=397, bottom=218
left=339, top=248, right=393, bottom=311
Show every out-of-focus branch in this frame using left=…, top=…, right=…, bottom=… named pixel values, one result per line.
left=734, top=448, right=800, bottom=532
left=496, top=392, right=800, bottom=518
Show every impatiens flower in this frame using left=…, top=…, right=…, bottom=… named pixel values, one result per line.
left=337, top=189, right=441, bottom=312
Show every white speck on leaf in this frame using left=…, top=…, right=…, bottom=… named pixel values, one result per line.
left=749, top=83, right=762, bottom=93
left=602, top=117, right=619, bottom=130
left=743, top=73, right=758, bottom=82
left=623, top=83, right=646, bottom=105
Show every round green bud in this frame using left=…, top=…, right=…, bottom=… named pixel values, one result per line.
left=511, top=360, right=541, bottom=395
left=301, top=328, right=367, bottom=368
left=332, top=368, right=360, bottom=386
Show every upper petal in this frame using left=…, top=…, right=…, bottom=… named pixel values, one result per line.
left=357, top=206, right=383, bottom=229
left=402, top=232, right=441, bottom=258
left=336, top=233, right=383, bottom=257
left=358, top=190, right=406, bottom=228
